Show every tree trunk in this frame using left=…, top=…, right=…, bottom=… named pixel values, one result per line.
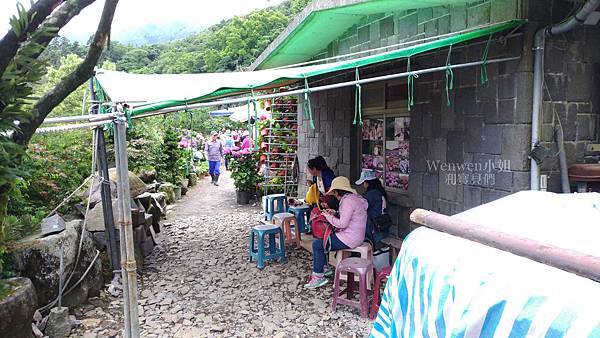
left=0, top=183, right=10, bottom=248
left=14, top=0, right=119, bottom=147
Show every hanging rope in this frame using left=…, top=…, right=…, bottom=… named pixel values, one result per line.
left=303, top=77, right=315, bottom=129
left=353, top=68, right=363, bottom=125
left=407, top=58, right=417, bottom=111
left=480, top=34, right=493, bottom=86
left=250, top=88, right=259, bottom=151
left=445, top=45, right=454, bottom=107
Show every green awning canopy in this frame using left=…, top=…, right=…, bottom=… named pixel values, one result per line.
left=93, top=20, right=524, bottom=115
left=253, top=0, right=486, bottom=69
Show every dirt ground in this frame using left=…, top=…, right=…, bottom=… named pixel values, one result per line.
left=69, top=172, right=373, bottom=338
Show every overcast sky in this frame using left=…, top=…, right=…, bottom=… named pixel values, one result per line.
left=1, top=0, right=286, bottom=41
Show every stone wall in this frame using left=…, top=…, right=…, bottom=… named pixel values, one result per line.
left=297, top=82, right=356, bottom=198
left=321, top=0, right=522, bottom=60
left=295, top=0, right=600, bottom=239
left=408, top=33, right=531, bottom=218
left=533, top=0, right=600, bottom=191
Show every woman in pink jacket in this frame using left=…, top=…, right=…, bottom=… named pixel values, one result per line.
left=304, top=176, right=368, bottom=289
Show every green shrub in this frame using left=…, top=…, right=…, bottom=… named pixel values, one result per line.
left=229, top=153, right=259, bottom=192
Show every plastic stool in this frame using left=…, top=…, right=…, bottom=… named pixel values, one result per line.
left=288, top=205, right=311, bottom=233
left=369, top=265, right=393, bottom=320
left=272, top=212, right=301, bottom=248
left=332, top=257, right=374, bottom=318
left=263, top=194, right=288, bottom=221
left=330, top=242, right=374, bottom=285
left=249, top=224, right=286, bottom=269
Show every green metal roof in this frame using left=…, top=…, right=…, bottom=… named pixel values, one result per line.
left=252, top=0, right=481, bottom=70
left=93, top=20, right=524, bottom=115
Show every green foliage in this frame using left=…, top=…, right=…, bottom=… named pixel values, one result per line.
left=203, top=9, right=288, bottom=72
left=229, top=153, right=260, bottom=192
left=8, top=54, right=93, bottom=228
left=127, top=116, right=164, bottom=174
left=291, top=0, right=312, bottom=15
left=156, top=126, right=186, bottom=185
left=0, top=2, right=59, bottom=278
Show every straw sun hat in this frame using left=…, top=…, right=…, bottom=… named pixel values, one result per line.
left=326, top=176, right=357, bottom=195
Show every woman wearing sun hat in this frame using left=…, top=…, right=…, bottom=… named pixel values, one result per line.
left=304, top=176, right=368, bottom=289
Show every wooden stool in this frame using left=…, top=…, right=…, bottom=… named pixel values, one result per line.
left=332, top=257, right=374, bottom=318
left=272, top=212, right=301, bottom=248
left=381, top=237, right=403, bottom=264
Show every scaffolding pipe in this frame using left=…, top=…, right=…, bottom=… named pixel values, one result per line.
left=35, top=121, right=110, bottom=134
left=36, top=55, right=521, bottom=133
left=113, top=106, right=140, bottom=338
left=133, top=55, right=521, bottom=118
left=90, top=79, right=121, bottom=274
left=410, top=209, right=600, bottom=282
left=42, top=112, right=115, bottom=125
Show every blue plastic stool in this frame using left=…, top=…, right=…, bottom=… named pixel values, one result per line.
left=263, top=194, right=288, bottom=221
left=249, top=224, right=286, bottom=269
left=289, top=205, right=312, bottom=233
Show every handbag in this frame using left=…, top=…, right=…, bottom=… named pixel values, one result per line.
left=310, top=208, right=335, bottom=252
left=305, top=183, right=320, bottom=206
left=373, top=213, right=392, bottom=232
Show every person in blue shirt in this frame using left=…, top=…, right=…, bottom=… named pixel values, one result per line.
left=306, top=156, right=338, bottom=209
left=355, top=169, right=389, bottom=247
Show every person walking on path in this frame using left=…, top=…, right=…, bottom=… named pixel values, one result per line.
left=205, top=131, right=224, bottom=186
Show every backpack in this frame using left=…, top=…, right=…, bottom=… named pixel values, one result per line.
left=309, top=208, right=335, bottom=252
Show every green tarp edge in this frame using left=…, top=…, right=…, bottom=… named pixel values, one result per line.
left=129, top=19, right=525, bottom=115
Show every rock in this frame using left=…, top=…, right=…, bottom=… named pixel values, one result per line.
left=138, top=169, right=158, bottom=183
left=85, top=198, right=119, bottom=232
left=188, top=173, right=197, bottom=187
left=0, top=277, right=38, bottom=338
left=45, top=307, right=72, bottom=338
left=81, top=169, right=148, bottom=206
left=174, top=186, right=182, bottom=200
left=10, top=220, right=103, bottom=308
left=41, top=214, right=66, bottom=237
left=159, top=184, right=176, bottom=204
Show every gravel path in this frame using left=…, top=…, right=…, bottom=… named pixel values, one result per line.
left=70, top=172, right=372, bottom=337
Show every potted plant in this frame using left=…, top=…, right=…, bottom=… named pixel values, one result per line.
left=229, top=153, right=259, bottom=205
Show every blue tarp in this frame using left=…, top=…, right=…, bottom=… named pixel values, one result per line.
left=371, top=191, right=600, bottom=337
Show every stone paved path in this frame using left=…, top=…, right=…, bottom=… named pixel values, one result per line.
left=70, top=172, right=372, bottom=337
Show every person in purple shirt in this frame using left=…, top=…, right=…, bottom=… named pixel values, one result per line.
left=304, top=176, right=368, bottom=289
left=204, top=131, right=223, bottom=186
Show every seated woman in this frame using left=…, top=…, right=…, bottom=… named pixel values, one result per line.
left=306, top=156, right=337, bottom=209
left=304, top=176, right=368, bottom=289
left=355, top=169, right=389, bottom=247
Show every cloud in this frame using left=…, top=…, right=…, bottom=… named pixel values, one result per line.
left=1, top=0, right=285, bottom=42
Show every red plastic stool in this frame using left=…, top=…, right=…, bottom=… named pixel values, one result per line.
left=331, top=257, right=375, bottom=318
left=369, top=265, right=393, bottom=320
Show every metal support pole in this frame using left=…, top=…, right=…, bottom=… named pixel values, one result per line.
left=410, top=209, right=600, bottom=282
left=89, top=79, right=121, bottom=273
left=113, top=106, right=140, bottom=338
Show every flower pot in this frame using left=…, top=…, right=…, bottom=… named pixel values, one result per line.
left=174, top=186, right=182, bottom=200
left=236, top=191, right=250, bottom=205
left=0, top=277, right=38, bottom=338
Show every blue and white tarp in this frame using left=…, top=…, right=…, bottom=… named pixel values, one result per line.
left=371, top=191, right=600, bottom=338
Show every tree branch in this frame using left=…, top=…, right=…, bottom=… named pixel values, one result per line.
left=14, top=0, right=119, bottom=146
left=31, top=0, right=97, bottom=60
left=0, top=0, right=65, bottom=77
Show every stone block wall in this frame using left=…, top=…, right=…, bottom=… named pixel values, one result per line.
left=297, top=83, right=356, bottom=198
left=407, top=33, right=532, bottom=217
left=329, top=0, right=522, bottom=60
left=538, top=23, right=600, bottom=191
